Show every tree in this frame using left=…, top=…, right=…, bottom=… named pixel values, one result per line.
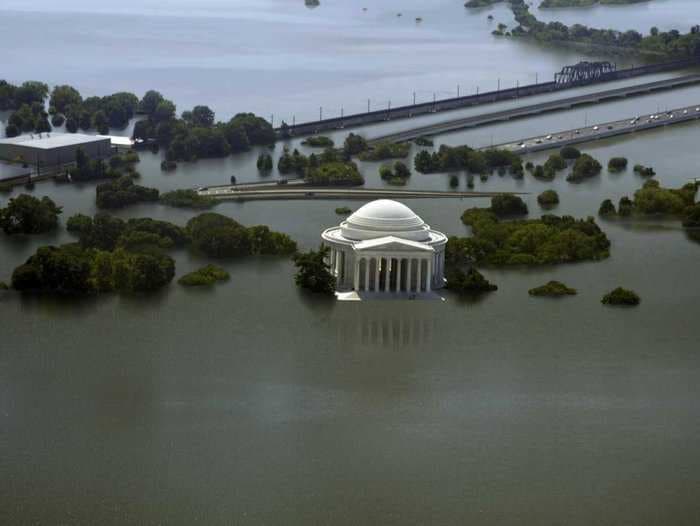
left=446, top=267, right=497, bottom=294
left=293, top=245, right=336, bottom=294
left=50, top=85, right=82, bottom=113
left=0, top=194, right=62, bottom=235
left=568, top=154, right=602, bottom=182
left=490, top=194, right=528, bottom=216
left=14, top=81, right=49, bottom=107
left=598, top=199, right=616, bottom=216
left=139, top=90, right=164, bottom=115
left=190, top=105, right=215, bottom=127
left=186, top=213, right=251, bottom=258
left=537, top=190, right=559, bottom=208
left=153, top=100, right=176, bottom=123
left=602, top=287, right=640, bottom=306
left=93, top=110, right=109, bottom=134
left=343, top=133, right=368, bottom=156
left=394, top=161, right=411, bottom=179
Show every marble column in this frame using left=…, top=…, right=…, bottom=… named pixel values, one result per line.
left=417, top=259, right=423, bottom=293
left=374, top=257, right=381, bottom=292
left=353, top=259, right=360, bottom=291
left=426, top=257, right=432, bottom=292
left=363, top=259, right=370, bottom=292
left=384, top=258, right=391, bottom=293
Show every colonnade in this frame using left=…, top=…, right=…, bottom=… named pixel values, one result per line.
left=352, top=256, right=432, bottom=294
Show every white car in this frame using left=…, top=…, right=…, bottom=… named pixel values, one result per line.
left=546, top=135, right=553, bottom=140
left=593, top=126, right=599, bottom=131
left=683, top=109, right=688, bottom=115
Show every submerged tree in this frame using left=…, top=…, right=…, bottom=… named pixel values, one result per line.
left=292, top=245, right=336, bottom=294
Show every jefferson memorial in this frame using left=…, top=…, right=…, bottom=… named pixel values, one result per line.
left=322, top=199, right=447, bottom=297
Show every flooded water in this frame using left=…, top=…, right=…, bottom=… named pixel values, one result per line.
left=2, top=1, right=700, bottom=525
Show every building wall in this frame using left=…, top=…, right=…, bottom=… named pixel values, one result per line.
left=0, top=139, right=112, bottom=166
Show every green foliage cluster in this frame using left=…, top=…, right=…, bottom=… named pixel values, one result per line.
left=6, top=101, right=51, bottom=137
left=358, top=142, right=410, bottom=161
left=302, top=135, right=334, bottom=148
left=0, top=194, right=62, bottom=235
left=568, top=154, right=602, bottom=182
left=414, top=137, right=434, bottom=147
left=293, top=245, right=336, bottom=294
left=446, top=267, right=498, bottom=294
left=602, top=287, right=640, bottom=306
left=343, top=133, right=368, bottom=156
left=537, top=190, right=560, bottom=208
left=306, top=161, right=364, bottom=186
left=96, top=176, right=159, bottom=209
left=633, top=164, right=656, bottom=177
left=12, top=212, right=183, bottom=294
left=278, top=147, right=309, bottom=175
left=186, top=213, right=296, bottom=258
left=538, top=153, right=567, bottom=180
left=507, top=0, right=700, bottom=58
left=608, top=157, right=628, bottom=172
left=11, top=243, right=175, bottom=295
left=49, top=85, right=139, bottom=133
left=560, top=146, right=582, bottom=160
left=528, top=280, right=577, bottom=297
left=161, top=160, right=177, bottom=172
left=414, top=144, right=522, bottom=175
left=160, top=189, right=217, bottom=210
left=178, top=265, right=230, bottom=287
left=257, top=152, right=274, bottom=173
left=335, top=207, right=352, bottom=215
left=379, top=161, right=411, bottom=186
left=133, top=91, right=274, bottom=162
left=0, top=80, right=48, bottom=111
left=491, top=194, right=528, bottom=217
left=598, top=199, right=616, bottom=216
left=601, top=180, right=698, bottom=220
left=449, top=209, right=611, bottom=266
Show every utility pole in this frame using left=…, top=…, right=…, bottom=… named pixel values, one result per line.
left=497, top=78, right=500, bottom=92
left=413, top=91, right=416, bottom=105
left=319, top=107, right=323, bottom=121
left=367, top=99, right=371, bottom=113
left=536, top=72, right=538, bottom=85
left=457, top=84, right=460, bottom=97
left=476, top=86, right=479, bottom=95
left=292, top=115, right=295, bottom=127
left=270, top=114, right=274, bottom=128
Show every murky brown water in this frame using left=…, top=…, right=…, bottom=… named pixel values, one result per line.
left=2, top=1, right=700, bottom=524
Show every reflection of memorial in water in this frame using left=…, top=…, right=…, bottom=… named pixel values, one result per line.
left=336, top=310, right=436, bottom=349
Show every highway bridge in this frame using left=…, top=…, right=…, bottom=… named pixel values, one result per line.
left=197, top=186, right=520, bottom=202
left=492, top=103, right=700, bottom=154
left=368, top=75, right=700, bottom=145
left=280, top=58, right=700, bottom=137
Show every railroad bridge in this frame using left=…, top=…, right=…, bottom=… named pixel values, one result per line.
left=278, top=58, right=700, bottom=138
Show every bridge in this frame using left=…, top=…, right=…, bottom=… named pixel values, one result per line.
left=491, top=103, right=700, bottom=154
left=197, top=186, right=522, bottom=202
left=366, top=74, right=700, bottom=145
left=279, top=58, right=700, bottom=137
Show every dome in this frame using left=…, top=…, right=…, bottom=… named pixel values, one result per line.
left=339, top=199, right=432, bottom=241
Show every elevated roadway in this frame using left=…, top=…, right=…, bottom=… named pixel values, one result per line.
left=493, top=103, right=700, bottom=154
left=368, top=75, right=700, bottom=145
left=197, top=186, right=521, bottom=202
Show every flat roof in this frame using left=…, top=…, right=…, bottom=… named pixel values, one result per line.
left=0, top=133, right=111, bottom=150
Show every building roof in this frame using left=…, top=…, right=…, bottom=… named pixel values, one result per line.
left=339, top=199, right=433, bottom=242
left=0, top=133, right=111, bottom=150
left=354, top=235, right=435, bottom=252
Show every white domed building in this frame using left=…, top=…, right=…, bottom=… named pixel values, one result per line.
left=322, top=200, right=447, bottom=297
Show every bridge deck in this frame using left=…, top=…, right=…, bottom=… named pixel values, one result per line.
left=197, top=186, right=521, bottom=202
left=369, top=75, right=700, bottom=145
left=493, top=103, right=700, bottom=154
